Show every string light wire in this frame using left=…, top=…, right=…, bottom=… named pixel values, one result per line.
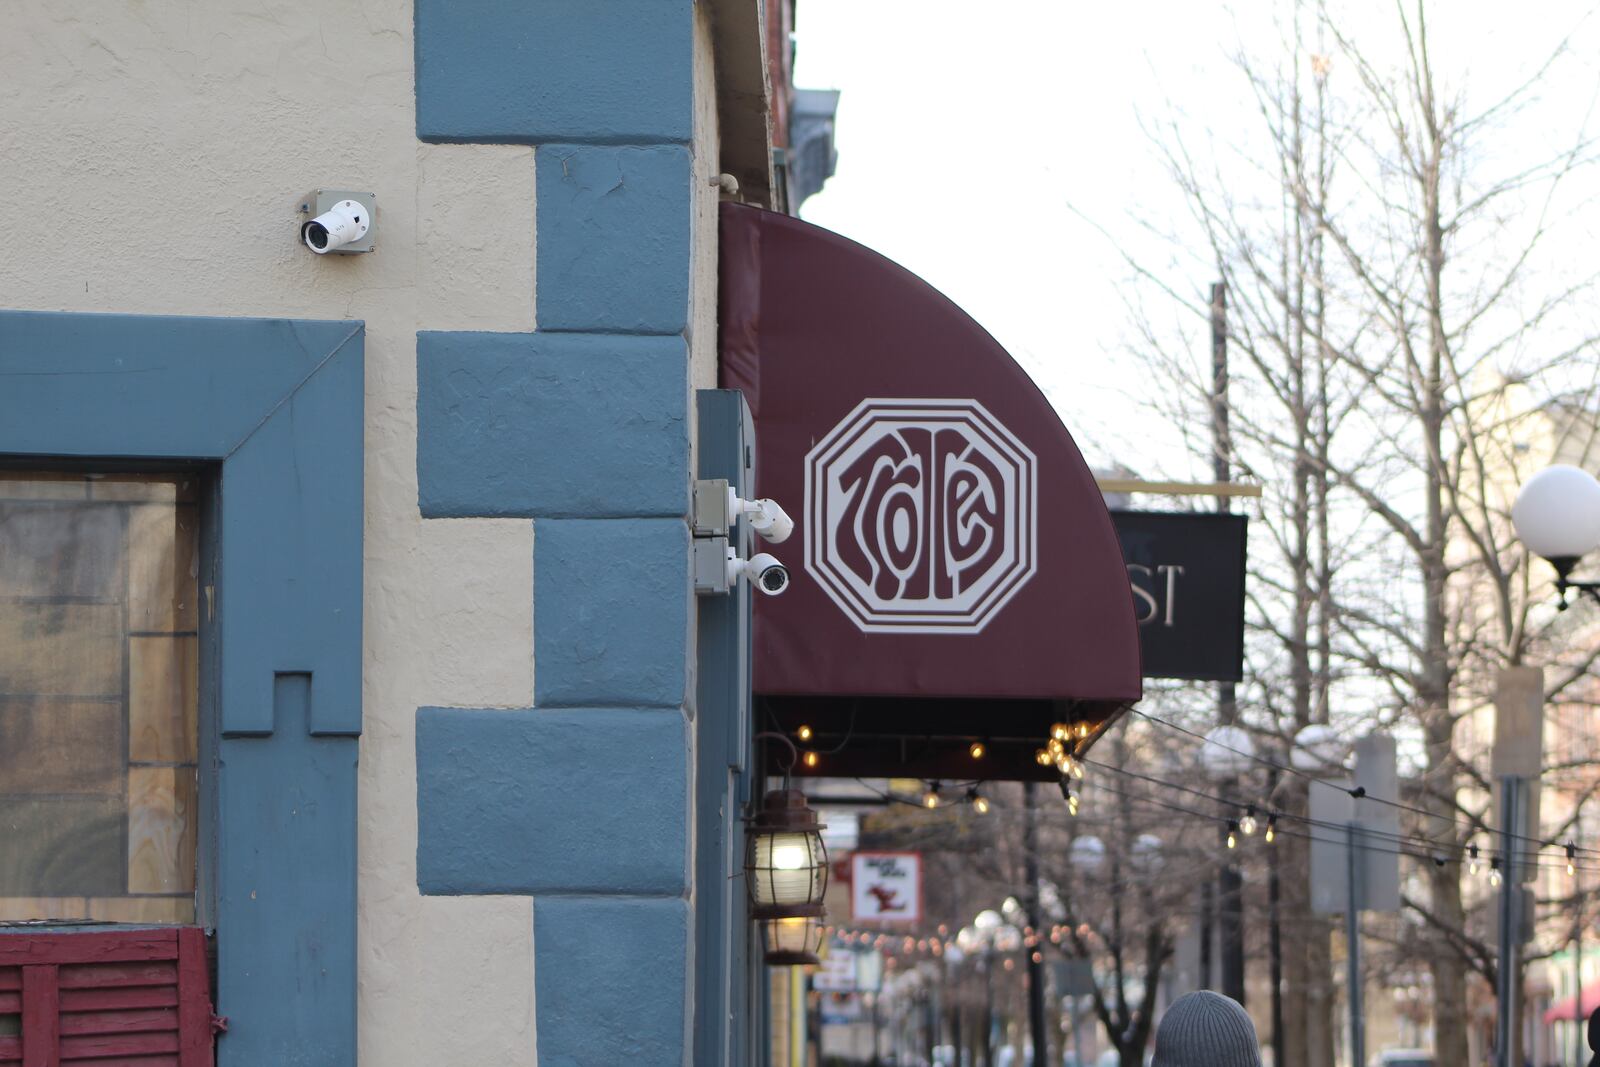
left=1127, top=708, right=1598, bottom=858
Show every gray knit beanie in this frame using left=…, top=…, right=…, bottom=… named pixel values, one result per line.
left=1151, top=991, right=1263, bottom=1067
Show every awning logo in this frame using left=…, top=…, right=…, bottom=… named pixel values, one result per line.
left=805, top=399, right=1038, bottom=634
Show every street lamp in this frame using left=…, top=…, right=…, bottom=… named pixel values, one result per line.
left=1070, top=834, right=1106, bottom=873
left=961, top=910, right=1021, bottom=1067
left=1292, top=723, right=1348, bottom=771
left=1201, top=724, right=1256, bottom=777
left=1512, top=464, right=1600, bottom=609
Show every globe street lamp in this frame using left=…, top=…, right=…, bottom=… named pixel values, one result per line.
left=961, top=909, right=1020, bottom=1067
left=1512, top=464, right=1600, bottom=609
left=1292, top=722, right=1348, bottom=772
left=1070, top=834, right=1106, bottom=873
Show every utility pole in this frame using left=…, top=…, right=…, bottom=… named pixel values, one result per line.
left=1269, top=766, right=1285, bottom=1067
left=983, top=952, right=995, bottom=1067
left=1496, top=777, right=1521, bottom=1067
left=1493, top=666, right=1544, bottom=1067
left=1023, top=783, right=1048, bottom=1066
left=1211, top=280, right=1246, bottom=1004
left=1576, top=804, right=1585, bottom=1067
left=1346, top=822, right=1365, bottom=1067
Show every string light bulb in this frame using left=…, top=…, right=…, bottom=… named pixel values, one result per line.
left=922, top=782, right=942, bottom=809
left=796, top=724, right=813, bottom=742
left=1051, top=722, right=1071, bottom=742
left=1469, top=844, right=1481, bottom=876
left=1035, top=748, right=1053, bottom=767
left=1265, top=815, right=1276, bottom=843
left=970, top=741, right=986, bottom=760
left=1568, top=842, right=1578, bottom=877
left=1226, top=820, right=1239, bottom=849
left=803, top=750, right=819, bottom=769
left=1240, top=807, right=1258, bottom=836
left=1488, top=857, right=1502, bottom=887
left=1075, top=722, right=1091, bottom=740
left=968, top=786, right=991, bottom=815
left=1059, top=778, right=1078, bottom=815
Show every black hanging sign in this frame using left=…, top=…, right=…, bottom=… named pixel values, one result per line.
left=1111, top=510, right=1247, bottom=682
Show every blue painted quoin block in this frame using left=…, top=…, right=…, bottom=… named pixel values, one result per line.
left=534, top=518, right=691, bottom=708
left=415, top=0, right=694, bottom=146
left=416, top=707, right=689, bottom=895
left=535, top=145, right=694, bottom=334
left=416, top=330, right=689, bottom=518
left=534, top=896, right=690, bottom=1067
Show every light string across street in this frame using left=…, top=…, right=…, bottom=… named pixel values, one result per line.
left=839, top=721, right=1599, bottom=877
left=1127, top=707, right=1594, bottom=858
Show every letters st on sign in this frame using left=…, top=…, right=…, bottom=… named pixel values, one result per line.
left=1112, top=510, right=1247, bottom=684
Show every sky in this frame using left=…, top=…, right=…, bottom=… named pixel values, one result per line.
left=791, top=1, right=1600, bottom=481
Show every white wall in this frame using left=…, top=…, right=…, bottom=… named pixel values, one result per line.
left=0, top=2, right=541, bottom=1062
left=692, top=2, right=723, bottom=395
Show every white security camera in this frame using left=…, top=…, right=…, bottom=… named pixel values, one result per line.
left=727, top=489, right=795, bottom=544
left=302, top=199, right=370, bottom=254
left=727, top=550, right=790, bottom=596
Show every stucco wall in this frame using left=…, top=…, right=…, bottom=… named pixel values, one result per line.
left=0, top=3, right=539, bottom=1063
left=692, top=2, right=723, bottom=394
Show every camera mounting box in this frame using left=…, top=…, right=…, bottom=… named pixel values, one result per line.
left=297, top=189, right=377, bottom=254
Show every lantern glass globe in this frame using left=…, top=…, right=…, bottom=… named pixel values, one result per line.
left=749, top=829, right=825, bottom=907
left=1512, top=464, right=1600, bottom=561
left=760, top=912, right=824, bottom=965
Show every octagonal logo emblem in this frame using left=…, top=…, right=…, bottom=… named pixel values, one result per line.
left=804, top=398, right=1038, bottom=634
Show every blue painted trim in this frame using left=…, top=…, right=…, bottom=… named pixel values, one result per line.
left=415, top=0, right=694, bottom=146
left=0, top=309, right=364, bottom=1067
left=534, top=145, right=693, bottom=334
left=692, top=391, right=760, bottom=1066
left=534, top=896, right=690, bottom=1067
left=533, top=519, right=691, bottom=708
left=416, top=707, right=689, bottom=895
left=416, top=330, right=689, bottom=519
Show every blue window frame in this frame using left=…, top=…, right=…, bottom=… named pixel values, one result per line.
left=0, top=310, right=364, bottom=1066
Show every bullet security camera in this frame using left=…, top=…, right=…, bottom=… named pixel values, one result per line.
left=727, top=489, right=795, bottom=544
left=727, top=550, right=790, bottom=596
left=302, top=199, right=370, bottom=254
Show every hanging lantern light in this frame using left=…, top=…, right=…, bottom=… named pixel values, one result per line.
left=758, top=908, right=826, bottom=966
left=746, top=789, right=828, bottom=910
left=746, top=787, right=829, bottom=966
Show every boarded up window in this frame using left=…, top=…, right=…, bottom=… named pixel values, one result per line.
left=0, top=474, right=199, bottom=924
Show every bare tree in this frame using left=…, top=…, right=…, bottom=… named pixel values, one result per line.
left=1117, top=2, right=1600, bottom=1064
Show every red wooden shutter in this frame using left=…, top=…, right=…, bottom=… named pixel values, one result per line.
left=0, top=928, right=219, bottom=1067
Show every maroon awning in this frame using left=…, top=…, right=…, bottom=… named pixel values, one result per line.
left=720, top=204, right=1141, bottom=780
